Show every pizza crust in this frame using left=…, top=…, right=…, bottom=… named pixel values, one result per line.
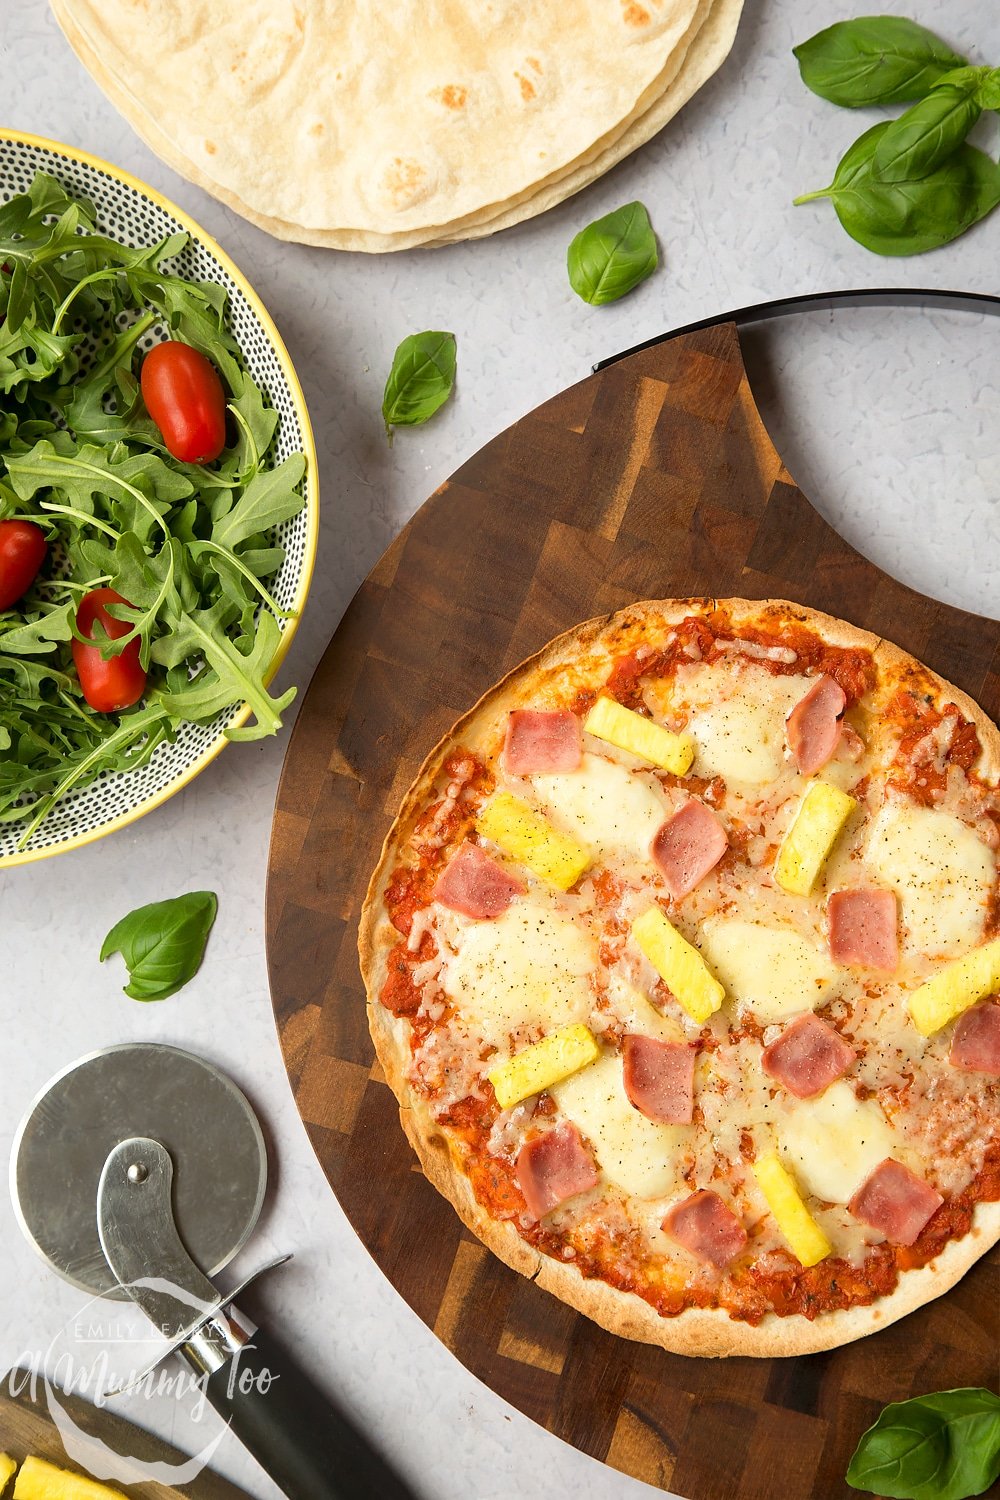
left=359, top=597, right=1000, bottom=1357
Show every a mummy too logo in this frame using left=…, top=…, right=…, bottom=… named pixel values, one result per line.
left=9, top=1279, right=276, bottom=1485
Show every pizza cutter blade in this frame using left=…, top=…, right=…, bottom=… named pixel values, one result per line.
left=11, top=1044, right=265, bottom=1300
left=10, top=1043, right=418, bottom=1500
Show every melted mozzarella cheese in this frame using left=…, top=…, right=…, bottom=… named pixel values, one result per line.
left=440, top=900, right=595, bottom=1050
left=551, top=1052, right=685, bottom=1200
left=531, top=752, right=665, bottom=862
left=699, top=1035, right=786, bottom=1158
left=698, top=917, right=835, bottom=1023
left=866, top=803, right=994, bottom=957
left=676, top=663, right=812, bottom=787
left=779, top=1081, right=894, bottom=1204
left=604, top=972, right=685, bottom=1042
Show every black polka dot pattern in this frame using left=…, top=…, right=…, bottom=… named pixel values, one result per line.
left=0, top=137, right=315, bottom=861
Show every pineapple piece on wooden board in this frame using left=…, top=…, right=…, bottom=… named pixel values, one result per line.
left=752, top=1150, right=832, bottom=1268
left=13, top=1458, right=127, bottom=1500
left=0, top=1457, right=16, bottom=1496
left=584, top=696, right=695, bottom=776
left=631, top=907, right=725, bottom=1023
left=477, top=792, right=590, bottom=890
left=488, top=1023, right=600, bottom=1108
left=907, top=936, right=1000, bottom=1036
left=775, top=780, right=857, bottom=895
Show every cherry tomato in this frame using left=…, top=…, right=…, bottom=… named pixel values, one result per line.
left=0, top=519, right=47, bottom=610
left=73, top=588, right=146, bottom=713
left=140, top=340, right=227, bottom=464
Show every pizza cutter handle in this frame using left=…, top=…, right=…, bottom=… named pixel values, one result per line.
left=204, top=1324, right=420, bottom=1500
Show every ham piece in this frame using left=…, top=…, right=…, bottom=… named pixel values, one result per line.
left=433, top=842, right=525, bottom=919
left=516, top=1123, right=599, bottom=1221
left=622, top=1034, right=696, bottom=1123
left=761, top=1013, right=856, bottom=1099
left=651, top=799, right=727, bottom=899
left=786, top=674, right=846, bottom=774
left=828, top=888, right=899, bottom=971
left=848, top=1159, right=943, bottom=1247
left=503, top=709, right=582, bottom=775
left=663, top=1190, right=747, bottom=1269
left=950, top=1001, right=1000, bottom=1074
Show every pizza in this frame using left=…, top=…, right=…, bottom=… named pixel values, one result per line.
left=358, top=597, right=1000, bottom=1356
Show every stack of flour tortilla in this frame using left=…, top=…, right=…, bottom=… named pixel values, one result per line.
left=50, top=0, right=743, bottom=252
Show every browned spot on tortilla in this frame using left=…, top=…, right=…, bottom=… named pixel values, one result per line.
left=308, top=121, right=324, bottom=137
left=515, top=72, right=536, bottom=101
left=205, top=140, right=217, bottom=156
left=527, top=56, right=542, bottom=71
left=384, top=156, right=427, bottom=208
left=623, top=1, right=651, bottom=23
left=433, top=83, right=468, bottom=110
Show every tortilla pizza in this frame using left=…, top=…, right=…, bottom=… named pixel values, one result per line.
left=359, top=598, right=1000, bottom=1356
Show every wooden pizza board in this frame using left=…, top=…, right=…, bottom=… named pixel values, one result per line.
left=265, top=321, right=1000, bottom=1500
left=0, top=1367, right=252, bottom=1499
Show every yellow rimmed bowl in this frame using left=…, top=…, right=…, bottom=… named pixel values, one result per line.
left=0, top=131, right=319, bottom=867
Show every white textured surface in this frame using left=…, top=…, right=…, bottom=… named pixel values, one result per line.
left=2, top=4, right=999, bottom=1499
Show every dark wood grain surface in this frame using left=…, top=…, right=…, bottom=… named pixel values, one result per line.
left=265, top=321, right=1000, bottom=1499
left=0, top=1367, right=251, bottom=1499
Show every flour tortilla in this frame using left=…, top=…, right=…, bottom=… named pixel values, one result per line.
left=51, top=0, right=742, bottom=251
left=426, top=0, right=744, bottom=247
left=359, top=597, right=1000, bottom=1356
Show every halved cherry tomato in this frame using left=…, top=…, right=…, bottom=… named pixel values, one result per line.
left=0, top=519, right=47, bottom=610
left=140, top=340, right=227, bottom=463
left=73, top=588, right=146, bottom=713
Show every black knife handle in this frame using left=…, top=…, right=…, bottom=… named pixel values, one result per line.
left=204, top=1324, right=420, bottom=1500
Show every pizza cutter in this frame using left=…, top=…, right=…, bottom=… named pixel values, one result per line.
left=10, top=1043, right=418, bottom=1500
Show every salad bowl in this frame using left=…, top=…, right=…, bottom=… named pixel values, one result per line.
left=0, top=131, right=318, bottom=867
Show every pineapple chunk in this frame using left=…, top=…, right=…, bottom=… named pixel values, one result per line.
left=775, top=780, right=857, bottom=895
left=907, top=936, right=1000, bottom=1036
left=14, top=1458, right=127, bottom=1500
left=477, top=792, right=590, bottom=891
left=631, top=907, right=725, bottom=1023
left=752, top=1151, right=832, bottom=1268
left=584, top=696, right=695, bottom=776
left=488, top=1023, right=600, bottom=1108
left=0, top=1457, right=16, bottom=1496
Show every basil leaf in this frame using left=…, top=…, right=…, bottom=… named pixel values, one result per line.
left=795, top=122, right=1000, bottom=255
left=566, top=201, right=658, bottom=306
left=931, top=65, right=991, bottom=96
left=847, top=1388, right=1000, bottom=1500
left=872, top=85, right=982, bottom=184
left=793, top=17, right=966, bottom=107
left=100, top=890, right=218, bottom=1001
left=974, top=67, right=1000, bottom=111
left=381, top=331, right=456, bottom=438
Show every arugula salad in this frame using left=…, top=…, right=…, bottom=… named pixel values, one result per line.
left=0, top=172, right=306, bottom=844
